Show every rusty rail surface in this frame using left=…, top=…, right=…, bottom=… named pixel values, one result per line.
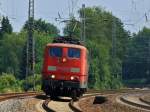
left=0, top=92, right=42, bottom=102
left=42, top=98, right=56, bottom=112
left=120, top=96, right=150, bottom=110
left=86, top=88, right=150, bottom=94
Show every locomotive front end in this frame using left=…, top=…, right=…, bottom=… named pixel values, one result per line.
left=42, top=37, right=88, bottom=100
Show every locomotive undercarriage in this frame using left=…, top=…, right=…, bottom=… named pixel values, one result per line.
left=42, top=79, right=86, bottom=100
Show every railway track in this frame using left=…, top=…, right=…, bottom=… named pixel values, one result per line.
left=140, top=95, right=150, bottom=105
left=118, top=93, right=150, bottom=111
left=42, top=97, right=74, bottom=112
left=42, top=93, right=108, bottom=112
left=0, top=92, right=41, bottom=102
left=0, top=91, right=106, bottom=112
left=86, top=88, right=150, bottom=94
left=4, top=89, right=146, bottom=112
left=41, top=89, right=150, bottom=112
left=42, top=98, right=56, bottom=112
left=42, top=97, right=82, bottom=112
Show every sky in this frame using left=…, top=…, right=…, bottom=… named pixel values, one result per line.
left=0, top=0, right=150, bottom=34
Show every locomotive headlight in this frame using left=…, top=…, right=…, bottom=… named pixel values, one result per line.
left=71, top=68, right=80, bottom=73
left=51, top=75, right=55, bottom=79
left=71, top=76, right=75, bottom=80
left=70, top=76, right=79, bottom=81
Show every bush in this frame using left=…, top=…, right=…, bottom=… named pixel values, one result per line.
left=22, top=74, right=42, bottom=91
left=0, top=73, right=23, bottom=93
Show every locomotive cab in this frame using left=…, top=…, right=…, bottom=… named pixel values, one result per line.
left=42, top=37, right=88, bottom=100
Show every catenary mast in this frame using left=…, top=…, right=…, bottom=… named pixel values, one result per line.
left=26, top=0, right=35, bottom=91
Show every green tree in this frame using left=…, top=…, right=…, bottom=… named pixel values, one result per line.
left=123, top=27, right=150, bottom=85
left=23, top=18, right=59, bottom=36
left=0, top=17, right=13, bottom=39
left=34, top=32, right=53, bottom=73
left=0, top=32, right=26, bottom=77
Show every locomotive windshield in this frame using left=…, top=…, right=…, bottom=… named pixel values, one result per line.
left=68, top=48, right=80, bottom=58
left=50, top=47, right=62, bottom=57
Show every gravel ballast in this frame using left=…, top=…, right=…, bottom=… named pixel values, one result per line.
left=0, top=97, right=38, bottom=112
left=79, top=95, right=149, bottom=112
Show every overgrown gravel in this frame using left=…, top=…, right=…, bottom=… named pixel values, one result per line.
left=0, top=97, right=37, bottom=112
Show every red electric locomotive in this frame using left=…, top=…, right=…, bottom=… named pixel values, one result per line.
left=41, top=37, right=88, bottom=100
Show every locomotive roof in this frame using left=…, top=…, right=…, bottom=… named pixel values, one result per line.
left=46, top=43, right=87, bottom=50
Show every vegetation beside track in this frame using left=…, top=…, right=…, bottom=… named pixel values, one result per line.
left=0, top=6, right=150, bottom=92
left=0, top=73, right=42, bottom=93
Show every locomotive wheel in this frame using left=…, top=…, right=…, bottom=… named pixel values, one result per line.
left=45, top=91, right=49, bottom=96
left=44, top=87, right=49, bottom=96
left=50, top=90, right=58, bottom=100
left=71, top=90, right=78, bottom=101
left=51, top=95, right=57, bottom=100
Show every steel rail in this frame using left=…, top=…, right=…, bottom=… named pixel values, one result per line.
left=120, top=94, right=150, bottom=111
left=70, top=89, right=150, bottom=112
left=42, top=98, right=56, bottom=112
left=42, top=89, right=150, bottom=112
left=0, top=92, right=42, bottom=102
left=69, top=94, right=107, bottom=112
left=120, top=97, right=150, bottom=110
left=140, top=95, right=150, bottom=105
